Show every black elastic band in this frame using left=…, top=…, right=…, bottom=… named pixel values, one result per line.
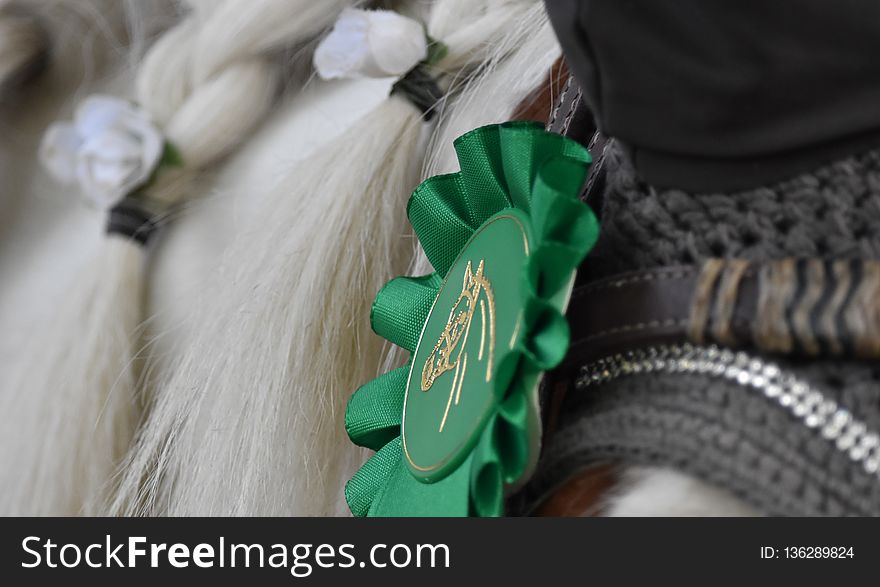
left=106, top=202, right=158, bottom=246
left=391, top=64, right=443, bottom=121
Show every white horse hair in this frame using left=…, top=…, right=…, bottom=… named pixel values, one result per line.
left=0, top=0, right=47, bottom=93
left=604, top=467, right=760, bottom=517
left=0, top=0, right=353, bottom=515
left=109, top=0, right=558, bottom=517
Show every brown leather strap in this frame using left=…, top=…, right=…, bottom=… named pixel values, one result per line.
left=564, top=266, right=698, bottom=369
left=562, top=258, right=880, bottom=371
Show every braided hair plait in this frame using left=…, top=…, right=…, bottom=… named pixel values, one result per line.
left=0, top=0, right=355, bottom=516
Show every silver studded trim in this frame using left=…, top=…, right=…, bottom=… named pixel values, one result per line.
left=576, top=344, right=880, bottom=480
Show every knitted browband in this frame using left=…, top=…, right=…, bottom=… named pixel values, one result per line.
left=562, top=258, right=880, bottom=368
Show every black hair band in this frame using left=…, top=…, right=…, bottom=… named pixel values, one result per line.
left=391, top=64, right=444, bottom=121
left=106, top=202, right=158, bottom=246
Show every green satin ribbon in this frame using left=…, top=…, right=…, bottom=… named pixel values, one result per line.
left=345, top=122, right=599, bottom=516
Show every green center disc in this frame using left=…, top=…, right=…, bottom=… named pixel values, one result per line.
left=402, top=210, right=532, bottom=483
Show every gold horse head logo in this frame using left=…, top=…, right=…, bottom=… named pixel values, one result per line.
left=421, top=259, right=495, bottom=432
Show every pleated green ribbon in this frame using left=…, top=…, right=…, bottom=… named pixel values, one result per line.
left=345, top=122, right=599, bottom=516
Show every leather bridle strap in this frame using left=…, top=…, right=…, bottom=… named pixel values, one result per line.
left=560, top=258, right=880, bottom=374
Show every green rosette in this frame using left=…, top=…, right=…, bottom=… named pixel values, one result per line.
left=345, top=122, right=599, bottom=516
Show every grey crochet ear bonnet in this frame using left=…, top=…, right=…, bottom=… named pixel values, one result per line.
left=512, top=79, right=880, bottom=516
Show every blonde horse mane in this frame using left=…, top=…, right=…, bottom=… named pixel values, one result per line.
left=110, top=0, right=559, bottom=517
left=0, top=0, right=353, bottom=515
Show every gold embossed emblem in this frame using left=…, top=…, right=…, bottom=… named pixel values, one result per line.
left=420, top=260, right=495, bottom=432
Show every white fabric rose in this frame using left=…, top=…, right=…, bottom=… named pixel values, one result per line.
left=39, top=95, right=164, bottom=209
left=314, top=8, right=428, bottom=80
